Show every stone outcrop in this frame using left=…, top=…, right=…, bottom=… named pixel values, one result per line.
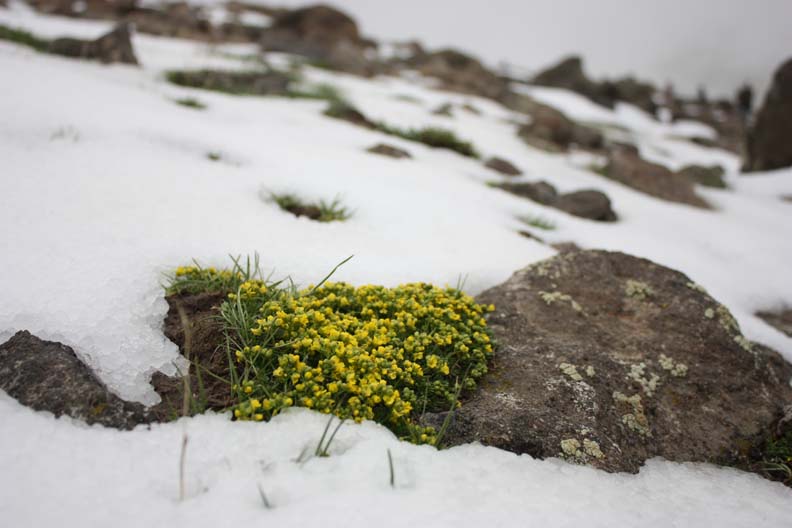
left=0, top=331, right=149, bottom=429
left=429, top=250, right=792, bottom=473
left=745, top=57, right=792, bottom=172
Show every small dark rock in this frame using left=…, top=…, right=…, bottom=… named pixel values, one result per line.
left=493, top=181, right=617, bottom=222
left=366, top=143, right=412, bottom=159
left=432, top=102, right=454, bottom=117
left=757, top=308, right=792, bottom=338
left=0, top=330, right=149, bottom=429
left=677, top=164, right=727, bottom=189
left=551, top=242, right=582, bottom=254
left=485, top=156, right=522, bottom=176
left=48, top=23, right=138, bottom=65
left=504, top=94, right=603, bottom=152
left=405, top=49, right=510, bottom=100
left=495, top=180, right=558, bottom=205
left=555, top=190, right=618, bottom=221
left=604, top=147, right=710, bottom=208
left=324, top=102, right=378, bottom=129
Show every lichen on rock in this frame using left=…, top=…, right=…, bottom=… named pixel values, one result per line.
left=539, top=290, right=583, bottom=313
left=625, top=279, right=654, bottom=300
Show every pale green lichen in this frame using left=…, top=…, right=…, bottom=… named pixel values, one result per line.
left=715, top=305, right=754, bottom=352
left=686, top=281, right=708, bottom=294
left=613, top=391, right=650, bottom=436
left=539, top=291, right=583, bottom=313
left=583, top=439, right=605, bottom=459
left=625, top=280, right=654, bottom=301
left=627, top=362, right=661, bottom=396
left=734, top=334, right=754, bottom=353
left=658, top=354, right=688, bottom=377
left=560, top=438, right=581, bottom=457
left=717, top=305, right=740, bottom=334
left=704, top=308, right=715, bottom=319
left=559, top=437, right=605, bottom=462
left=559, top=362, right=583, bottom=382
left=585, top=365, right=596, bottom=377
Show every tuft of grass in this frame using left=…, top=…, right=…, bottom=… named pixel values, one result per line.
left=387, top=449, right=395, bottom=488
left=175, top=97, right=207, bottom=110
left=376, top=123, right=479, bottom=158
left=287, top=83, right=346, bottom=105
left=0, top=24, right=51, bottom=53
left=760, top=428, right=792, bottom=485
left=315, top=416, right=345, bottom=457
left=318, top=96, right=479, bottom=158
left=518, top=214, right=556, bottom=231
left=164, top=69, right=293, bottom=97
left=588, top=163, right=609, bottom=177
left=269, top=192, right=352, bottom=223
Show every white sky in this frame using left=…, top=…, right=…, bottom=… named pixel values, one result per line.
left=267, top=0, right=792, bottom=99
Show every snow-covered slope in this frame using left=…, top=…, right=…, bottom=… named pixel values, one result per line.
left=2, top=4, right=792, bottom=526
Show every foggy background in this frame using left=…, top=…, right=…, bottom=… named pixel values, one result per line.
left=265, top=0, right=792, bottom=100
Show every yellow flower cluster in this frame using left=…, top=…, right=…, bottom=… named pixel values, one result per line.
left=231, top=281, right=494, bottom=443
left=169, top=265, right=244, bottom=295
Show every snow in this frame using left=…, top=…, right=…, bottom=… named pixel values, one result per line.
left=1, top=4, right=792, bottom=526
left=3, top=394, right=792, bottom=528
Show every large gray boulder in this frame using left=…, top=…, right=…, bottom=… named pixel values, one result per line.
left=432, top=250, right=792, bottom=473
left=0, top=331, right=149, bottom=429
left=745, top=57, right=792, bottom=172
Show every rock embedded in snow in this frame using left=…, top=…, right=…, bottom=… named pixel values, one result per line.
left=484, top=156, right=522, bottom=176
left=505, top=94, right=604, bottom=152
left=402, top=48, right=510, bottom=100
left=604, top=146, right=710, bottom=208
left=48, top=23, right=139, bottom=65
left=493, top=181, right=616, bottom=222
left=494, top=180, right=557, bottom=205
left=745, top=57, right=792, bottom=172
left=676, top=164, right=727, bottom=189
left=260, top=5, right=373, bottom=75
left=0, top=331, right=150, bottom=429
left=554, top=189, right=617, bottom=222
left=531, top=55, right=658, bottom=115
left=366, top=143, right=412, bottom=159
left=431, top=250, right=792, bottom=473
left=757, top=309, right=792, bottom=338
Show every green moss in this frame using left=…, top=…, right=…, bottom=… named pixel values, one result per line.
left=375, top=123, right=479, bottom=158
left=625, top=279, right=654, bottom=300
left=269, top=192, right=352, bottom=223
left=0, top=24, right=51, bottom=53
left=175, top=97, right=207, bottom=110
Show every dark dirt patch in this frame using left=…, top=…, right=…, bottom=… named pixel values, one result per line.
left=148, top=291, right=232, bottom=421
